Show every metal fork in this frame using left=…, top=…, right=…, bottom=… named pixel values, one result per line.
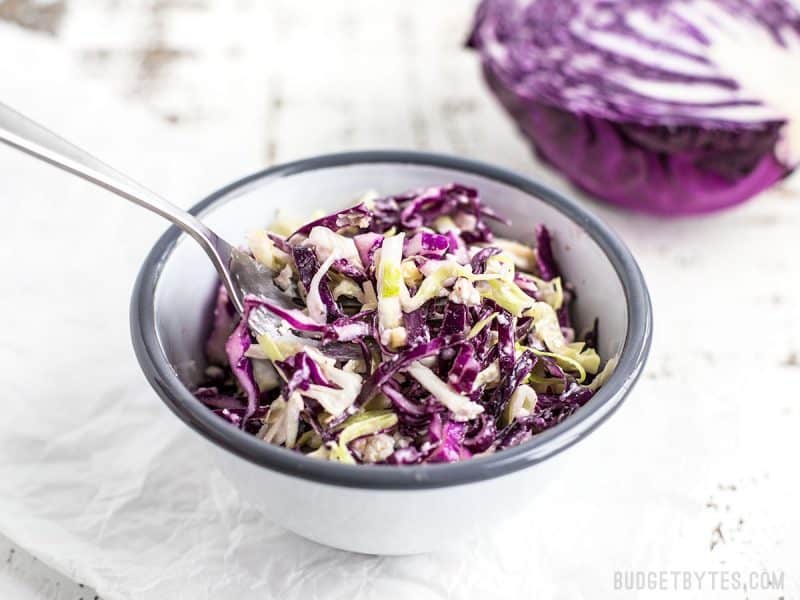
left=0, top=101, right=294, bottom=326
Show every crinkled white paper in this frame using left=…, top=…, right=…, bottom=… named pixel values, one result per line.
left=0, top=6, right=799, bottom=599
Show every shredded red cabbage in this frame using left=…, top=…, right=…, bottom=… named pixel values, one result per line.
left=468, top=0, right=799, bottom=214
left=194, top=184, right=608, bottom=464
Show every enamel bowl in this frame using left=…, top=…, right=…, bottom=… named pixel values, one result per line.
left=131, top=151, right=652, bottom=555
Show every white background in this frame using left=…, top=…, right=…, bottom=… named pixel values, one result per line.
left=0, top=1, right=798, bottom=598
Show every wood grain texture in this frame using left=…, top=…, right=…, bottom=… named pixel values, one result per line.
left=0, top=533, right=95, bottom=600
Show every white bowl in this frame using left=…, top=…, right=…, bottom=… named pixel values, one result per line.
left=131, top=151, right=652, bottom=555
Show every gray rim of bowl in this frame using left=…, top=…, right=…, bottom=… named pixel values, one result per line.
left=131, top=150, right=652, bottom=490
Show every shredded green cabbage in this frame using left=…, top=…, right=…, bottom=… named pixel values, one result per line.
left=525, top=302, right=566, bottom=350
left=331, top=277, right=365, bottom=302
left=527, top=275, right=564, bottom=310
left=377, top=233, right=408, bottom=347
left=467, top=312, right=499, bottom=339
left=267, top=212, right=304, bottom=237
left=259, top=392, right=303, bottom=448
left=560, top=342, right=601, bottom=375
left=307, top=226, right=364, bottom=267
left=329, top=410, right=399, bottom=464
left=502, top=383, right=537, bottom=426
left=407, top=362, right=484, bottom=421
left=478, top=279, right=536, bottom=316
left=256, top=333, right=287, bottom=362
left=296, top=429, right=322, bottom=450
left=306, top=252, right=337, bottom=324
left=474, top=360, right=501, bottom=388
left=528, top=347, right=587, bottom=383
left=433, top=215, right=458, bottom=233
left=588, top=355, right=618, bottom=391
left=302, top=348, right=363, bottom=416
left=402, top=262, right=460, bottom=312
left=252, top=359, right=280, bottom=391
left=248, top=229, right=289, bottom=271
left=484, top=252, right=516, bottom=282
left=490, top=238, right=537, bottom=271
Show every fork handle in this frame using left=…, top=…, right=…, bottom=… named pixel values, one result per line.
left=0, top=101, right=244, bottom=313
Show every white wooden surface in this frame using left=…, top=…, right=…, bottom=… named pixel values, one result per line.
left=1, top=1, right=798, bottom=598
left=0, top=533, right=94, bottom=600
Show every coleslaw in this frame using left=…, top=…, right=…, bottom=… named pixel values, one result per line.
left=194, top=184, right=612, bottom=464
